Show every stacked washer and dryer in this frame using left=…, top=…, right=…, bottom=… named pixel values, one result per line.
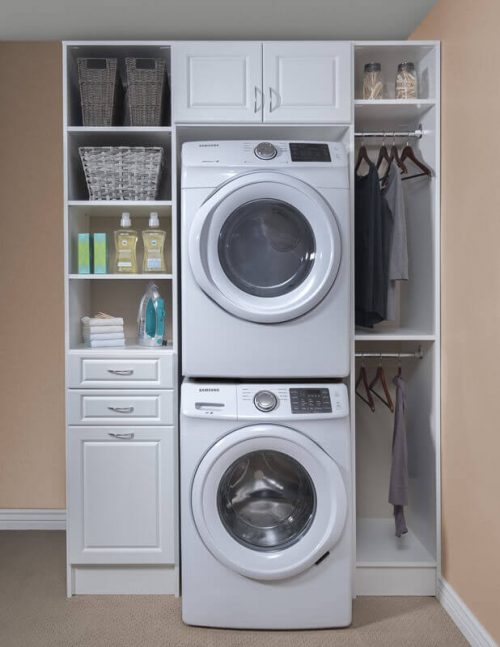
left=180, top=140, right=352, bottom=629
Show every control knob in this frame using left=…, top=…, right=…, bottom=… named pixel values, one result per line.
left=254, top=142, right=277, bottom=160
left=254, top=390, right=278, bottom=412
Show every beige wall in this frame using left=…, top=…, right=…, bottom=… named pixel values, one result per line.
left=412, top=0, right=500, bottom=641
left=0, top=43, right=65, bottom=508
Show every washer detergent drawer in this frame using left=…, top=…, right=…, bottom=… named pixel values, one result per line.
left=67, top=354, right=174, bottom=389
left=68, top=390, right=174, bottom=425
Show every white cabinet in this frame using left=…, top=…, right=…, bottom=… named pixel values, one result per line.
left=68, top=426, right=176, bottom=564
left=173, top=42, right=263, bottom=123
left=263, top=42, right=352, bottom=123
left=173, top=41, right=352, bottom=123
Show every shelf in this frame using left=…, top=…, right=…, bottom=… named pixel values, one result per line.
left=354, top=99, right=436, bottom=130
left=355, top=328, right=436, bottom=342
left=69, top=341, right=174, bottom=354
left=357, top=518, right=436, bottom=567
left=67, top=127, right=171, bottom=133
left=69, top=274, right=172, bottom=280
left=68, top=201, right=172, bottom=207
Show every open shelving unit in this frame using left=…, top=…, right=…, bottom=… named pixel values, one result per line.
left=352, top=41, right=440, bottom=595
left=63, top=41, right=179, bottom=597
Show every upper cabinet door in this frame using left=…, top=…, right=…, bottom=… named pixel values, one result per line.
left=263, top=42, right=352, bottom=123
left=173, top=42, right=263, bottom=123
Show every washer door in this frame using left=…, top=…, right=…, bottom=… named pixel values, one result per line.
left=188, top=172, right=342, bottom=323
left=191, top=425, right=347, bottom=581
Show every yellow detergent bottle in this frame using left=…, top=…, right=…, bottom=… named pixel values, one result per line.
left=142, top=212, right=166, bottom=273
left=114, top=212, right=138, bottom=273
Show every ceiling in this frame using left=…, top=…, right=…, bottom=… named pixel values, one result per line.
left=0, top=0, right=437, bottom=41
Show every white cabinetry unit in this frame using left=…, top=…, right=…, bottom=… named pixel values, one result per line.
left=63, top=42, right=179, bottom=596
left=173, top=42, right=262, bottom=123
left=68, top=426, right=176, bottom=564
left=173, top=41, right=351, bottom=123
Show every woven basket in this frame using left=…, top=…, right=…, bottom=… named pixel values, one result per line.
left=125, top=58, right=168, bottom=126
left=77, top=58, right=120, bottom=126
left=79, top=147, right=164, bottom=200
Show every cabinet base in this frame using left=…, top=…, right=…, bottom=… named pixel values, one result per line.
left=355, top=565, right=436, bottom=596
left=69, top=565, right=179, bottom=596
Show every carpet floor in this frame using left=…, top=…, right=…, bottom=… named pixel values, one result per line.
left=0, top=531, right=467, bottom=647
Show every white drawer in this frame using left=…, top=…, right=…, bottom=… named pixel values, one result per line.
left=67, top=354, right=174, bottom=389
left=67, top=390, right=174, bottom=425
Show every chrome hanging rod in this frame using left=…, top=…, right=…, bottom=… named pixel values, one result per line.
left=355, top=348, right=424, bottom=360
left=355, top=127, right=423, bottom=139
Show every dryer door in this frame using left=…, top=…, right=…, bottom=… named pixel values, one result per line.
left=191, top=424, right=347, bottom=581
left=188, top=172, right=342, bottom=323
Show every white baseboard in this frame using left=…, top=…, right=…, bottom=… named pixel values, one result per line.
left=438, top=578, right=498, bottom=647
left=0, top=509, right=66, bottom=530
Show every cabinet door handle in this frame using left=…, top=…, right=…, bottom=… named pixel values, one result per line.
left=108, top=432, right=135, bottom=440
left=107, top=406, right=135, bottom=414
left=254, top=86, right=262, bottom=113
left=269, top=86, right=273, bottom=113
left=107, top=369, right=134, bottom=376
left=269, top=87, right=281, bottom=113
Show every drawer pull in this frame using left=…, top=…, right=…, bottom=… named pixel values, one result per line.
left=107, top=406, right=135, bottom=414
left=108, top=432, right=135, bottom=440
left=107, top=369, right=134, bottom=376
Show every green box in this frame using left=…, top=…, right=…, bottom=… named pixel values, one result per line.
left=78, top=233, right=92, bottom=274
left=93, top=233, right=107, bottom=274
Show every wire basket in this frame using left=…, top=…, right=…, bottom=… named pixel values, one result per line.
left=125, top=58, right=168, bottom=126
left=77, top=58, right=120, bottom=126
left=79, top=146, right=164, bottom=200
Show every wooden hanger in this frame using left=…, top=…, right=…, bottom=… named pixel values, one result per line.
left=355, top=361, right=376, bottom=412
left=376, top=140, right=391, bottom=171
left=368, top=359, right=394, bottom=412
left=400, top=143, right=432, bottom=181
left=389, top=143, right=407, bottom=174
left=355, top=144, right=372, bottom=174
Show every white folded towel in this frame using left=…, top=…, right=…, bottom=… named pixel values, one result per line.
left=83, top=325, right=124, bottom=334
left=81, top=316, right=124, bottom=327
left=86, top=338, right=126, bottom=348
left=83, top=332, right=125, bottom=341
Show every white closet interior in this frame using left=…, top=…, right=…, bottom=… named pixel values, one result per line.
left=353, top=41, right=440, bottom=595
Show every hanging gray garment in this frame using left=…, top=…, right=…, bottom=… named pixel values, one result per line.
left=382, top=164, right=409, bottom=320
left=388, top=374, right=409, bottom=537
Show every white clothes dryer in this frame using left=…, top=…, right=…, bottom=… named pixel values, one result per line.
left=181, top=140, right=351, bottom=379
left=180, top=379, right=352, bottom=629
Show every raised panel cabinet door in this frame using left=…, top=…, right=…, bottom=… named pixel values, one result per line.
left=68, top=427, right=176, bottom=564
left=172, top=42, right=263, bottom=122
left=263, top=42, right=352, bottom=123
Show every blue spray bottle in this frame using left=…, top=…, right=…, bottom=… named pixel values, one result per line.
left=137, top=282, right=165, bottom=347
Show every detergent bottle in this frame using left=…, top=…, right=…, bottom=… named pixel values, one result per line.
left=137, top=282, right=165, bottom=347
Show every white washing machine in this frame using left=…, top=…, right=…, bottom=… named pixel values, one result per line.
left=181, top=140, right=351, bottom=379
left=180, top=379, right=352, bottom=629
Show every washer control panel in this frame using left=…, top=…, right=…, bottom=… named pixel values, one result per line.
left=254, top=390, right=278, bottom=412
left=290, top=388, right=332, bottom=414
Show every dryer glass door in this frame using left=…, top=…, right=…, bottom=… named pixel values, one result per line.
left=191, top=424, right=347, bottom=581
left=188, top=172, right=342, bottom=323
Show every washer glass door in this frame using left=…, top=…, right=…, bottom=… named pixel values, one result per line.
left=189, top=172, right=342, bottom=323
left=191, top=424, right=347, bottom=581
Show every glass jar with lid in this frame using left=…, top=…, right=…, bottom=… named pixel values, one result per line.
left=362, top=62, right=384, bottom=100
left=395, top=62, right=418, bottom=99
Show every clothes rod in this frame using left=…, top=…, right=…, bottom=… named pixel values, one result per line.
left=355, top=349, right=424, bottom=360
left=355, top=127, right=423, bottom=139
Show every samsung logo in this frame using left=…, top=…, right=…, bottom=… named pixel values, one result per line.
left=199, top=388, right=220, bottom=392
left=199, top=144, right=219, bottom=148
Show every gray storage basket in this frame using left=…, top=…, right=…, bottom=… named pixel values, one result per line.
left=77, top=58, right=119, bottom=126
left=125, top=58, right=168, bottom=126
left=79, top=146, right=164, bottom=200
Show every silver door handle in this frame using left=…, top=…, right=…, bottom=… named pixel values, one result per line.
left=107, top=369, right=134, bottom=376
left=108, top=432, right=135, bottom=440
left=107, top=406, right=135, bottom=414
left=269, top=87, right=281, bottom=113
left=254, top=86, right=262, bottom=113
left=269, top=86, right=273, bottom=112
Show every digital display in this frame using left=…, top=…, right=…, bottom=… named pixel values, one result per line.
left=290, top=388, right=332, bottom=414
left=289, top=143, right=331, bottom=162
